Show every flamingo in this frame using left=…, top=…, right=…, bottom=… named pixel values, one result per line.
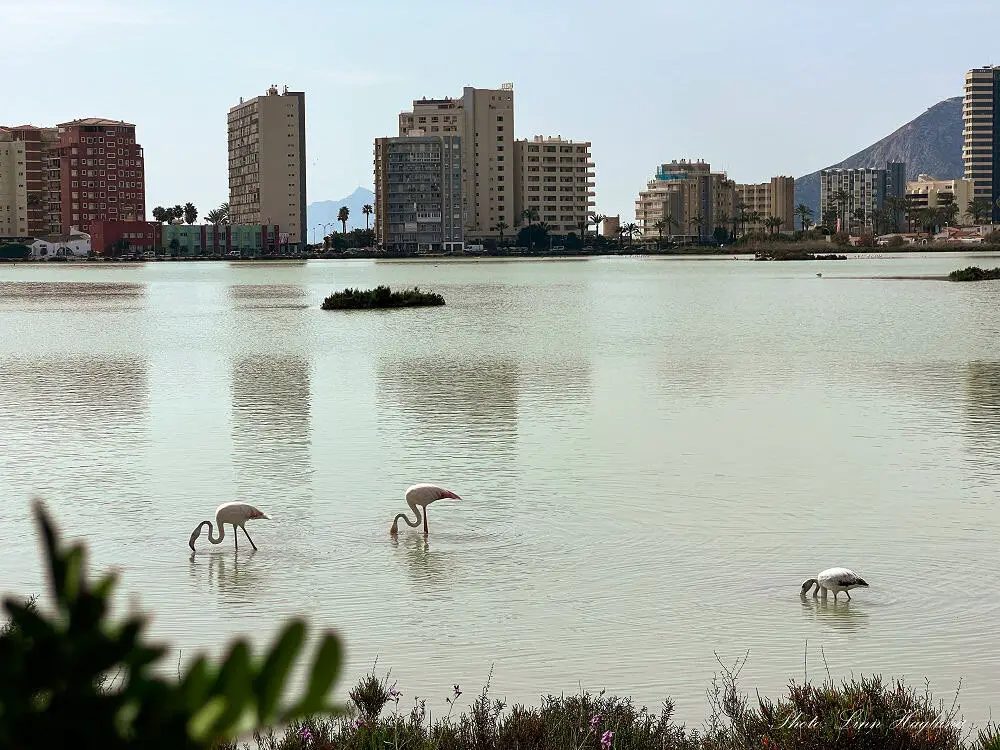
left=390, top=484, right=462, bottom=536
left=189, top=502, right=270, bottom=551
left=800, top=567, right=869, bottom=601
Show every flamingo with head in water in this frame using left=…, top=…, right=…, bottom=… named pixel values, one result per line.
left=390, top=484, right=462, bottom=536
left=189, top=501, right=270, bottom=551
left=801, top=567, right=869, bottom=601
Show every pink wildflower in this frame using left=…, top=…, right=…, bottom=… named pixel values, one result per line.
left=600, top=729, right=614, bottom=750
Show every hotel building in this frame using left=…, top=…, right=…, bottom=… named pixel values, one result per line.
left=819, top=162, right=906, bottom=233
left=905, top=175, right=973, bottom=218
left=399, top=85, right=514, bottom=238
left=228, top=85, right=307, bottom=246
left=374, top=133, right=463, bottom=253
left=635, top=159, right=735, bottom=241
left=0, top=131, right=28, bottom=237
left=963, top=66, right=1000, bottom=223
left=513, top=136, right=595, bottom=236
left=735, top=176, right=795, bottom=232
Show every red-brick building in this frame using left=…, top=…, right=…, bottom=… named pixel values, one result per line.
left=56, top=119, right=145, bottom=235
left=90, top=220, right=160, bottom=255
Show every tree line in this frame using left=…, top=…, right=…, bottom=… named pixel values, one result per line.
left=150, top=202, right=229, bottom=225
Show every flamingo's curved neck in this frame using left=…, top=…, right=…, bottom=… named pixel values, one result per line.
left=203, top=520, right=226, bottom=544
left=393, top=506, right=422, bottom=530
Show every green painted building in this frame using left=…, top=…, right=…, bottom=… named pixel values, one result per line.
left=159, top=224, right=281, bottom=255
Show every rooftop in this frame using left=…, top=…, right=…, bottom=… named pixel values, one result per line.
left=57, top=118, right=135, bottom=127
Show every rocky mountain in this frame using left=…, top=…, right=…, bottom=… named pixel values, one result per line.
left=794, top=96, right=963, bottom=216
left=307, top=187, right=375, bottom=232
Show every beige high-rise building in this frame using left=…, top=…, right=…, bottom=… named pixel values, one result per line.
left=906, top=174, right=973, bottom=219
left=735, top=176, right=795, bottom=232
left=0, top=130, right=29, bottom=237
left=635, top=159, right=735, bottom=241
left=228, top=85, right=306, bottom=246
left=0, top=125, right=61, bottom=235
left=962, top=66, right=998, bottom=223
left=399, top=85, right=514, bottom=237
left=513, top=136, right=594, bottom=236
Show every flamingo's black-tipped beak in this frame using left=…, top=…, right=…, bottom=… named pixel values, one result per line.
left=189, top=539, right=196, bottom=552
left=858, top=579, right=869, bottom=587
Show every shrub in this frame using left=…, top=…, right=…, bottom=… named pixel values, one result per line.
left=948, top=266, right=1000, bottom=282
left=0, top=502, right=345, bottom=749
left=320, top=285, right=445, bottom=310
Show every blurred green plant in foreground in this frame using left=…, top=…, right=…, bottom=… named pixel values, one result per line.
left=0, top=501, right=344, bottom=749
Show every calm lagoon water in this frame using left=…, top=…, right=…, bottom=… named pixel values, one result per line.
left=1, top=253, right=999, bottom=725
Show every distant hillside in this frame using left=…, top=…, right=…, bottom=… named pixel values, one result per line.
left=308, top=187, right=375, bottom=232
left=794, top=96, right=963, bottom=217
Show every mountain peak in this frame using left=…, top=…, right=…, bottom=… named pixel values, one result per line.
left=307, top=187, right=375, bottom=231
left=794, top=97, right=964, bottom=214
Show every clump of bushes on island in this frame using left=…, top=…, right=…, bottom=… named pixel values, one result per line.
left=754, top=248, right=848, bottom=261
left=320, top=285, right=445, bottom=310
left=948, top=266, right=1000, bottom=282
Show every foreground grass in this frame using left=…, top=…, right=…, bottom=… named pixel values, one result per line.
left=948, top=266, right=1000, bottom=282
left=220, top=664, right=1000, bottom=750
left=320, top=286, right=445, bottom=310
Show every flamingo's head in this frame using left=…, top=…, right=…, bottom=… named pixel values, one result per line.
left=856, top=578, right=869, bottom=587
left=441, top=489, right=462, bottom=501
left=249, top=508, right=270, bottom=520
left=189, top=522, right=205, bottom=551
left=389, top=519, right=399, bottom=535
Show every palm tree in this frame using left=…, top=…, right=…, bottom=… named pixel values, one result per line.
left=967, top=197, right=993, bottom=225
left=940, top=201, right=959, bottom=227
left=652, top=219, right=667, bottom=250
left=851, top=207, right=866, bottom=236
left=520, top=207, right=539, bottom=227
left=337, top=206, right=350, bottom=233
left=716, top=212, right=730, bottom=242
left=793, top=203, right=813, bottom=232
left=492, top=221, right=509, bottom=247
left=747, top=211, right=763, bottom=235
left=883, top=196, right=905, bottom=232
left=833, top=190, right=851, bottom=232
left=362, top=204, right=373, bottom=230
left=689, top=213, right=705, bottom=241
left=622, top=222, right=640, bottom=251
left=663, top=213, right=678, bottom=242
left=590, top=213, right=606, bottom=241
left=183, top=202, right=198, bottom=225
left=920, top=208, right=941, bottom=237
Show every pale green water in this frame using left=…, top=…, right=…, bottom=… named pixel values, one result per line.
left=1, top=254, right=999, bottom=724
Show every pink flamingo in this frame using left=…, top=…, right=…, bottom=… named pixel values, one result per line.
left=189, top=502, right=269, bottom=551
left=390, top=484, right=462, bottom=535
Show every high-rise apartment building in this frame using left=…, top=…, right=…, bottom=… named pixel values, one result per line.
left=374, top=133, right=463, bottom=253
left=819, top=162, right=905, bottom=233
left=635, top=159, right=735, bottom=241
left=53, top=119, right=145, bottom=235
left=0, top=130, right=28, bottom=237
left=0, top=125, right=61, bottom=235
left=963, top=66, right=999, bottom=223
left=399, top=85, right=514, bottom=238
left=228, top=85, right=307, bottom=247
left=513, top=136, right=594, bottom=235
left=735, top=176, right=795, bottom=232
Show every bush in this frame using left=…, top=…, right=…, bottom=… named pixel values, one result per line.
left=0, top=502, right=344, bottom=749
left=888, top=235, right=907, bottom=247
left=215, top=660, right=1000, bottom=750
left=320, top=286, right=445, bottom=310
left=948, top=266, right=1000, bottom=282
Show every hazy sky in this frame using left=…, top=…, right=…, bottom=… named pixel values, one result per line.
left=2, top=0, right=995, bottom=221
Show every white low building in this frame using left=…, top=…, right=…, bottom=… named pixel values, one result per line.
left=30, top=230, right=91, bottom=260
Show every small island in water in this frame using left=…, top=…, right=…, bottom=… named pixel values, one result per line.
left=320, top=285, right=446, bottom=310
left=754, top=249, right=847, bottom=261
left=948, top=266, right=1000, bottom=282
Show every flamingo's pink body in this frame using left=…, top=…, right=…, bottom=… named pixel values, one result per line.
left=390, top=484, right=462, bottom=535
left=189, top=501, right=269, bottom=551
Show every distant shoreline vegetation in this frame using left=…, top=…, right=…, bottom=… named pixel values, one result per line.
left=320, top=285, right=445, bottom=310
left=948, top=266, right=1000, bottom=282
left=754, top=248, right=848, bottom=261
